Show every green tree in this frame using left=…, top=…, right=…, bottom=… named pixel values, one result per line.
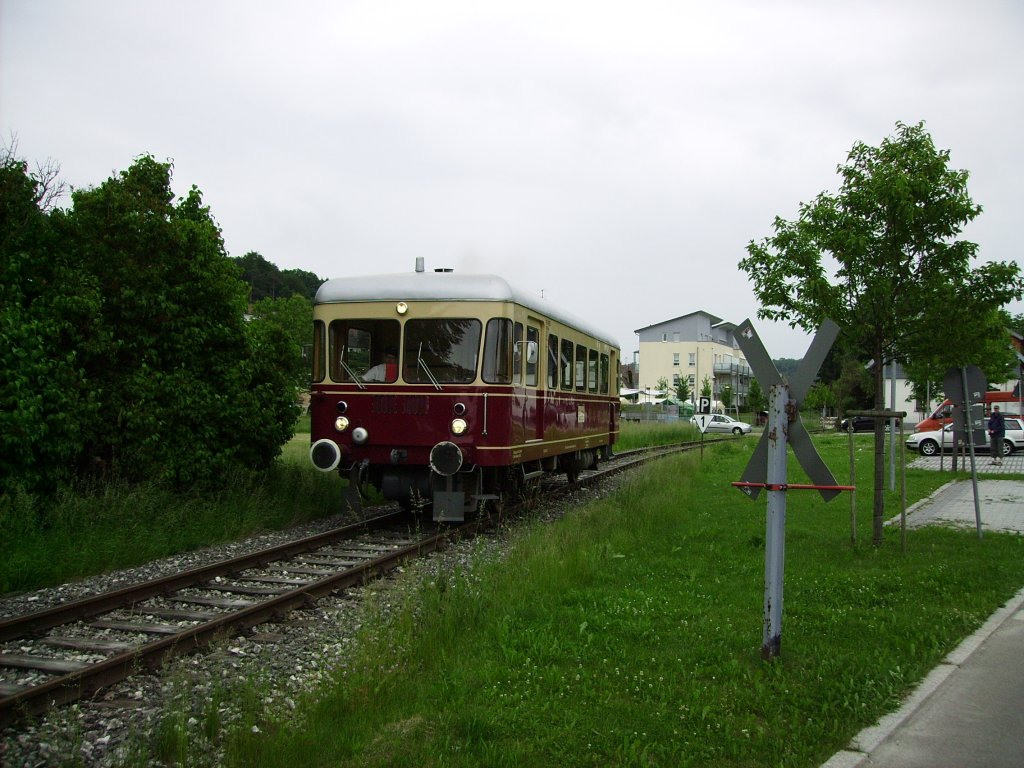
left=701, top=376, right=712, bottom=399
left=902, top=307, right=1018, bottom=409
left=235, top=251, right=323, bottom=301
left=720, top=384, right=733, bottom=411
left=0, top=150, right=101, bottom=493
left=1, top=152, right=302, bottom=494
left=804, top=381, right=837, bottom=416
left=63, top=156, right=297, bottom=487
left=747, top=378, right=767, bottom=413
left=656, top=376, right=670, bottom=394
left=249, top=294, right=314, bottom=392
left=675, top=376, right=690, bottom=404
left=740, top=121, right=1023, bottom=544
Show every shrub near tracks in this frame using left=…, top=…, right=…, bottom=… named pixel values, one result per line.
left=224, top=436, right=1024, bottom=767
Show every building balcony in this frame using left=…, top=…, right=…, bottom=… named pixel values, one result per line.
left=713, top=362, right=751, bottom=377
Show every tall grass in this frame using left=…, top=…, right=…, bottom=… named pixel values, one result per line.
left=615, top=419, right=702, bottom=451
left=212, top=433, right=1024, bottom=767
left=0, top=463, right=342, bottom=594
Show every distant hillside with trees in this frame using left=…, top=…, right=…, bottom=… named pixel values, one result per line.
left=233, top=251, right=324, bottom=302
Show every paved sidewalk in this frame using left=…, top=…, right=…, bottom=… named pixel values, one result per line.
left=907, top=452, right=1024, bottom=477
left=821, top=478, right=1024, bottom=767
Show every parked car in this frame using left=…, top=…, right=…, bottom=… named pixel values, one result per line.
left=692, top=413, right=752, bottom=435
left=838, top=415, right=901, bottom=433
left=838, top=415, right=875, bottom=433
left=905, top=418, right=1024, bottom=457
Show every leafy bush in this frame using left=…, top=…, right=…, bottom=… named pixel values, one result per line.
left=1, top=151, right=300, bottom=494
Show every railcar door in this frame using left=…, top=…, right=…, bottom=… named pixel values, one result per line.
left=523, top=320, right=543, bottom=443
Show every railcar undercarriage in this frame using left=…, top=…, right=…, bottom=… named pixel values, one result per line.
left=341, top=448, right=603, bottom=522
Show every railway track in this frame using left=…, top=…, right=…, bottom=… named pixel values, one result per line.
left=0, top=437, right=725, bottom=727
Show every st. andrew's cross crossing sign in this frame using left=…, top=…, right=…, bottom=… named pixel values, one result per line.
left=732, top=318, right=852, bottom=659
left=735, top=318, right=843, bottom=500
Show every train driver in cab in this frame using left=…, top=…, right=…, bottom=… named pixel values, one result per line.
left=363, top=346, right=399, bottom=382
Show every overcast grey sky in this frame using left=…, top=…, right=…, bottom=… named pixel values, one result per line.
left=3, top=1, right=1022, bottom=358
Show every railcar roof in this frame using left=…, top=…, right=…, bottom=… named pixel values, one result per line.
left=316, top=271, right=619, bottom=349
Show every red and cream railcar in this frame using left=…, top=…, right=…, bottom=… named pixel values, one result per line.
left=309, top=267, right=620, bottom=521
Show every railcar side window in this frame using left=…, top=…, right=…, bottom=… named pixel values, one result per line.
left=483, top=318, right=513, bottom=384
left=312, top=320, right=326, bottom=383
left=329, top=320, right=400, bottom=383
left=404, top=319, right=481, bottom=384
left=525, top=325, right=539, bottom=387
left=575, top=344, right=587, bottom=391
left=600, top=353, right=609, bottom=394
left=561, top=339, right=574, bottom=390
left=547, top=334, right=558, bottom=389
left=588, top=349, right=598, bottom=392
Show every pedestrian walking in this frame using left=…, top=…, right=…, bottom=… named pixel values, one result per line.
left=989, top=405, right=1006, bottom=465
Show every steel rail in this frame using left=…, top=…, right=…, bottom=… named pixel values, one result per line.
left=0, top=510, right=408, bottom=644
left=0, top=515, right=478, bottom=726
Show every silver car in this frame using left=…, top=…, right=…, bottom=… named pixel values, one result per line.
left=691, top=414, right=752, bottom=435
left=905, top=418, right=1024, bottom=457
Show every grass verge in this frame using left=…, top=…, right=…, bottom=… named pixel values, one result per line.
left=215, top=433, right=1024, bottom=767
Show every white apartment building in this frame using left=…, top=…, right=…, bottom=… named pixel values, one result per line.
left=634, top=311, right=752, bottom=408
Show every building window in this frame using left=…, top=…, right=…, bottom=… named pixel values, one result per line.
left=673, top=353, right=680, bottom=367
left=688, top=353, right=695, bottom=366
left=673, top=374, right=680, bottom=386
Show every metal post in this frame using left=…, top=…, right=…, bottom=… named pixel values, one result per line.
left=899, top=418, right=907, bottom=553
left=960, top=366, right=983, bottom=540
left=762, top=380, right=789, bottom=659
left=889, top=364, right=897, bottom=491
left=848, top=424, right=856, bottom=546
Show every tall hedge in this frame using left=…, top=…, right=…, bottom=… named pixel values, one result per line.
left=1, top=154, right=299, bottom=493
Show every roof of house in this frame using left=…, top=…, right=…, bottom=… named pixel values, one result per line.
left=633, top=309, right=724, bottom=335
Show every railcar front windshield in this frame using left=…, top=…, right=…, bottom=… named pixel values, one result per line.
left=329, top=319, right=401, bottom=383
left=404, top=319, right=481, bottom=384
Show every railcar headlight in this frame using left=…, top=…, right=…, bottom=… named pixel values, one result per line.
left=352, top=427, right=369, bottom=445
left=450, top=418, right=468, bottom=435
left=334, top=416, right=350, bottom=432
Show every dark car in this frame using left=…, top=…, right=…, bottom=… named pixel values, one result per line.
left=839, top=415, right=900, bottom=433
left=838, top=415, right=875, bottom=433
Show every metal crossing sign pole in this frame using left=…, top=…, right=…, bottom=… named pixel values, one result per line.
left=945, top=365, right=986, bottom=539
left=732, top=318, right=851, bottom=660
